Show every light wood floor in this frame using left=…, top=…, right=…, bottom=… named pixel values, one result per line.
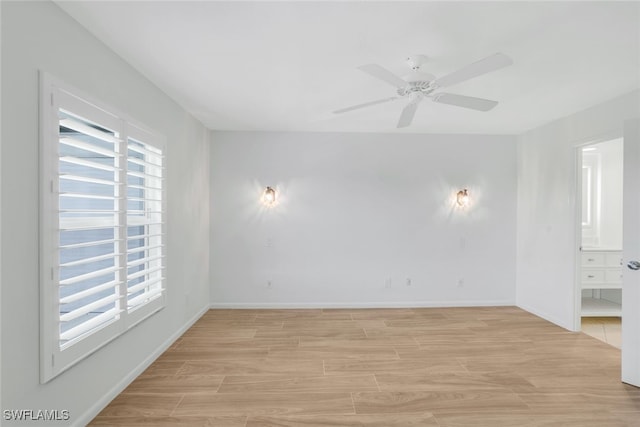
left=90, top=307, right=640, bottom=426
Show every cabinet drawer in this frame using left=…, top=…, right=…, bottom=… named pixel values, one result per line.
left=582, top=269, right=605, bottom=283
left=605, top=253, right=623, bottom=267
left=582, top=253, right=605, bottom=266
left=605, top=269, right=623, bottom=283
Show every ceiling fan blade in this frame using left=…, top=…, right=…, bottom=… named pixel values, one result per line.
left=432, top=93, right=498, bottom=111
left=358, top=64, right=407, bottom=89
left=434, top=53, right=513, bottom=88
left=333, top=97, right=399, bottom=114
left=397, top=102, right=419, bottom=128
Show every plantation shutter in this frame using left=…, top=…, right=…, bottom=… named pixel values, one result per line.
left=56, top=96, right=124, bottom=349
left=40, top=74, right=166, bottom=382
left=125, top=131, right=165, bottom=313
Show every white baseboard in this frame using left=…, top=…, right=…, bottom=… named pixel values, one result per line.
left=209, top=299, right=515, bottom=309
left=72, top=304, right=210, bottom=427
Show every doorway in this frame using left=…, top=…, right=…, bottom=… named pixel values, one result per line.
left=577, top=137, right=624, bottom=347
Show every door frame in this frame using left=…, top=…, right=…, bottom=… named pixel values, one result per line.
left=573, top=131, right=623, bottom=332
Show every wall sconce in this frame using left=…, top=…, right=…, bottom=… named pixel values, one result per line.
left=456, top=189, right=469, bottom=207
left=262, top=186, right=276, bottom=206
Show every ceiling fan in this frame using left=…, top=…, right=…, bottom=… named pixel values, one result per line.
left=333, top=52, right=513, bottom=128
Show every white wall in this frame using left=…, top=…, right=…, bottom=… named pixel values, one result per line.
left=210, top=131, right=517, bottom=308
left=1, top=2, right=210, bottom=425
left=516, top=90, right=640, bottom=330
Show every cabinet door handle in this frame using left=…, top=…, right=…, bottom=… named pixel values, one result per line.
left=587, top=275, right=595, bottom=278
left=588, top=258, right=595, bottom=262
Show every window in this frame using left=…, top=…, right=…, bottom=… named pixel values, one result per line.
left=40, top=74, right=165, bottom=382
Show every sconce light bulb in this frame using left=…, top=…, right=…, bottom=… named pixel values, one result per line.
left=263, top=186, right=276, bottom=206
left=457, top=189, right=469, bottom=207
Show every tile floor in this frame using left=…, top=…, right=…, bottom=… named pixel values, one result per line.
left=581, top=317, right=621, bottom=348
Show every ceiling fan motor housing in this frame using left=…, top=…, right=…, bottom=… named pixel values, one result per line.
left=398, top=79, right=436, bottom=97
left=401, top=56, right=436, bottom=98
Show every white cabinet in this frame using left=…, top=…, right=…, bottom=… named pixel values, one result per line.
left=581, top=249, right=622, bottom=317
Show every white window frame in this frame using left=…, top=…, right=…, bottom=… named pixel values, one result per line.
left=39, top=73, right=166, bottom=383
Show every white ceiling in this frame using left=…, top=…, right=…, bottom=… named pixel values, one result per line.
left=55, top=1, right=640, bottom=135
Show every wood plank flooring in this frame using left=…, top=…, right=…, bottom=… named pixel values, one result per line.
left=89, top=307, right=640, bottom=426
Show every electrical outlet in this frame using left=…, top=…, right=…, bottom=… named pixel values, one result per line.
left=267, top=280, right=272, bottom=288
left=406, top=278, right=412, bottom=286
left=457, top=278, right=464, bottom=288
left=385, top=277, right=392, bottom=288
